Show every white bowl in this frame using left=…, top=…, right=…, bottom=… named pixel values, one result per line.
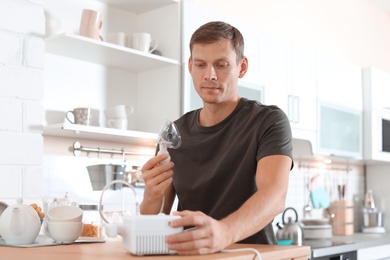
left=47, top=205, right=83, bottom=222
left=48, top=221, right=83, bottom=243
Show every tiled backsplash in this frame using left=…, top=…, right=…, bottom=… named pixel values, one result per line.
left=273, top=160, right=365, bottom=232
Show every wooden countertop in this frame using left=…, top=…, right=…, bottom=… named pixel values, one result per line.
left=0, top=240, right=310, bottom=260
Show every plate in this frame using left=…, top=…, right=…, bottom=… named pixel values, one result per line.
left=301, top=218, right=329, bottom=226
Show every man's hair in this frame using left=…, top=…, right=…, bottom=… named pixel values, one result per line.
left=189, top=21, right=245, bottom=63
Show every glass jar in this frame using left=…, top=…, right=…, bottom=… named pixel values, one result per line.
left=79, top=204, right=102, bottom=238
left=129, top=165, right=144, bottom=187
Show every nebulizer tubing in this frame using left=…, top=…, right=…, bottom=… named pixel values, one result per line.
left=99, top=180, right=140, bottom=224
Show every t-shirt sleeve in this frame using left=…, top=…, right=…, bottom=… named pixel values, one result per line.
left=256, top=107, right=293, bottom=163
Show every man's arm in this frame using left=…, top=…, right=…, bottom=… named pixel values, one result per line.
left=166, top=154, right=291, bottom=255
left=219, top=154, right=291, bottom=244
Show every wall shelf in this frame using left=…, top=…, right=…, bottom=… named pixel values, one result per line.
left=43, top=123, right=158, bottom=147
left=95, top=0, right=178, bottom=13
left=45, top=33, right=181, bottom=72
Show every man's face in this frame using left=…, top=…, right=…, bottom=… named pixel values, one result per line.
left=188, top=40, right=247, bottom=105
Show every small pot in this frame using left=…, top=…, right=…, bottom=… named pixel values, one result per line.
left=363, top=211, right=383, bottom=227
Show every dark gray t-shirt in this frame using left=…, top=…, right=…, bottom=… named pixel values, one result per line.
left=169, top=98, right=293, bottom=244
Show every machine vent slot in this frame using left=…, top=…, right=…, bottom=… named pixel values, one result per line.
left=136, top=235, right=169, bottom=255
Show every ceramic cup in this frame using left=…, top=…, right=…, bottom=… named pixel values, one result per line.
left=130, top=33, right=158, bottom=53
left=47, top=205, right=83, bottom=222
left=79, top=9, right=103, bottom=40
left=47, top=221, right=83, bottom=243
left=107, top=118, right=128, bottom=130
left=65, top=108, right=92, bottom=125
left=108, top=32, right=127, bottom=47
left=104, top=105, right=127, bottom=119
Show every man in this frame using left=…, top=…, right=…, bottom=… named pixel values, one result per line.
left=140, top=21, right=293, bottom=255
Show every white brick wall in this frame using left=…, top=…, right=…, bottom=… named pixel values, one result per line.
left=0, top=0, right=45, bottom=203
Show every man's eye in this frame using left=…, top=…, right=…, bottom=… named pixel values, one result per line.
left=195, top=63, right=205, bottom=67
left=217, top=62, right=228, bottom=68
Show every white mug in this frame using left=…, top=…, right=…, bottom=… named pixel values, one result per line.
left=130, top=33, right=158, bottom=53
left=108, top=32, right=127, bottom=47
left=79, top=9, right=103, bottom=41
left=104, top=105, right=127, bottom=119
left=107, top=118, right=128, bottom=130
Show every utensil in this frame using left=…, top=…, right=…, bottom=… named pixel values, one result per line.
left=86, top=164, right=126, bottom=190
left=157, top=120, right=182, bottom=163
left=0, top=198, right=41, bottom=245
left=47, top=221, right=83, bottom=243
left=338, top=184, right=345, bottom=200
left=47, top=205, right=83, bottom=222
left=363, top=211, right=383, bottom=227
left=276, top=207, right=303, bottom=246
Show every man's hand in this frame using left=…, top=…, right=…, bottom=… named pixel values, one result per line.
left=140, top=154, right=174, bottom=214
left=166, top=210, right=232, bottom=255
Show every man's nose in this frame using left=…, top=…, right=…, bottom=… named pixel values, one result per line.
left=204, top=66, right=217, bottom=81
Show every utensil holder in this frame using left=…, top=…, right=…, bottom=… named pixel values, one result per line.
left=331, top=200, right=354, bottom=235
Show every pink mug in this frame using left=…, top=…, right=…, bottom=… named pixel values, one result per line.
left=79, top=9, right=103, bottom=41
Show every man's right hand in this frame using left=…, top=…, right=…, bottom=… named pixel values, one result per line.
left=140, top=153, right=175, bottom=214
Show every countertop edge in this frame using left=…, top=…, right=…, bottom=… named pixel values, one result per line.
left=311, top=232, right=390, bottom=258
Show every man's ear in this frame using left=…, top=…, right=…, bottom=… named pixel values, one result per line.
left=188, top=56, right=192, bottom=73
left=239, top=56, right=248, bottom=78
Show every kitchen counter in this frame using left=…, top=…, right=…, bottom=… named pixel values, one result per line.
left=0, top=240, right=310, bottom=260
left=307, top=232, right=390, bottom=258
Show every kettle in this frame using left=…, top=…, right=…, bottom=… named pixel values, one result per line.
left=276, top=207, right=303, bottom=246
left=0, top=198, right=41, bottom=245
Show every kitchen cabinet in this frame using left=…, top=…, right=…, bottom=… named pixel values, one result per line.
left=358, top=244, right=390, bottom=260
left=259, top=34, right=317, bottom=146
left=318, top=101, right=362, bottom=158
left=259, top=32, right=290, bottom=111
left=363, top=67, right=390, bottom=111
left=316, top=53, right=362, bottom=111
left=43, top=0, right=182, bottom=145
left=316, top=53, right=363, bottom=158
left=363, top=67, right=390, bottom=162
left=287, top=44, right=317, bottom=132
left=259, top=34, right=317, bottom=129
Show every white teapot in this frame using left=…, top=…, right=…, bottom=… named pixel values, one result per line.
left=0, top=198, right=41, bottom=245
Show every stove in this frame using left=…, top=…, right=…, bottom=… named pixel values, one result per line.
left=304, top=240, right=357, bottom=260
left=304, top=239, right=354, bottom=249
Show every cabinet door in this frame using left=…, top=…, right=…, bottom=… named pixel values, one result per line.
left=316, top=53, right=362, bottom=111
left=363, top=67, right=390, bottom=111
left=260, top=34, right=317, bottom=134
left=318, top=102, right=362, bottom=158
left=289, top=44, right=317, bottom=132
left=260, top=31, right=290, bottom=112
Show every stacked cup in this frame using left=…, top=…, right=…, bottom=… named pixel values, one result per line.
left=47, top=205, right=83, bottom=243
left=104, top=105, right=133, bottom=130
